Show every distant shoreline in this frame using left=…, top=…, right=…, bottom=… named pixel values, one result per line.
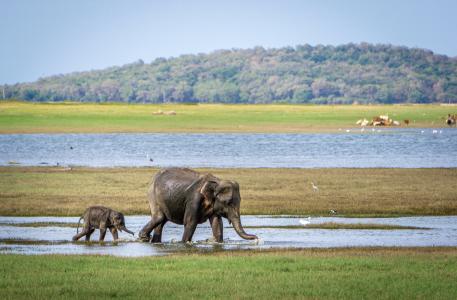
left=1, top=101, right=455, bottom=133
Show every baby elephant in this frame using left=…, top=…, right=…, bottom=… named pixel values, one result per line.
left=72, top=206, right=134, bottom=242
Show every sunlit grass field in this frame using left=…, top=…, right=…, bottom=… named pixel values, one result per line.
left=0, top=101, right=454, bottom=133
left=1, top=248, right=457, bottom=299
left=1, top=167, right=456, bottom=216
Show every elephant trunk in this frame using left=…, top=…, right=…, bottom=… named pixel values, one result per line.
left=120, top=226, right=135, bottom=236
left=229, top=211, right=257, bottom=240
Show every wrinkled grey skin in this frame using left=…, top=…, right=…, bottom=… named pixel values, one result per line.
left=72, top=206, right=134, bottom=242
left=138, top=168, right=257, bottom=243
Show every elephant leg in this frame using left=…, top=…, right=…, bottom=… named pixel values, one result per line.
left=182, top=221, right=198, bottom=243
left=85, top=228, right=95, bottom=241
left=72, top=225, right=91, bottom=241
left=109, top=227, right=119, bottom=241
left=72, top=229, right=88, bottom=241
left=209, top=215, right=223, bottom=243
left=99, top=228, right=107, bottom=241
left=138, top=213, right=165, bottom=242
left=151, top=220, right=167, bottom=243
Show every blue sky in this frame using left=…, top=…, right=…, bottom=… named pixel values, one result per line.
left=1, top=0, right=456, bottom=84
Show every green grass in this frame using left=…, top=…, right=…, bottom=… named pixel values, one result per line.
left=0, top=101, right=454, bottom=133
left=1, top=167, right=456, bottom=216
left=1, top=248, right=457, bottom=299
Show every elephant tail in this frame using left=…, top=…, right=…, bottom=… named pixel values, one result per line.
left=76, top=216, right=84, bottom=234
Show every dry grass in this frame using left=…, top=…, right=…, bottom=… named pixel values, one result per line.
left=203, top=246, right=457, bottom=258
left=0, top=167, right=456, bottom=216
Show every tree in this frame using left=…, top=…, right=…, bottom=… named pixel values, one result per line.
left=6, top=43, right=457, bottom=104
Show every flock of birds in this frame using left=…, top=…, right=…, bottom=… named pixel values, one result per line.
left=340, top=128, right=445, bottom=134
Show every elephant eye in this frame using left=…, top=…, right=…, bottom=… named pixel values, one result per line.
left=219, top=187, right=230, bottom=194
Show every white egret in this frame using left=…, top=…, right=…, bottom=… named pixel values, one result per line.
left=311, top=182, right=319, bottom=192
left=299, top=217, right=311, bottom=226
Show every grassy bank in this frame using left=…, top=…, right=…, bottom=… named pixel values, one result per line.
left=1, top=248, right=457, bottom=299
left=0, top=101, right=454, bottom=133
left=1, top=167, right=456, bottom=216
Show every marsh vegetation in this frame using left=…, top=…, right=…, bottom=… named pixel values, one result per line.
left=1, top=167, right=456, bottom=216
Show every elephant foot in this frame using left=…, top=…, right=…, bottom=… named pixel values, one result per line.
left=138, top=232, right=151, bottom=242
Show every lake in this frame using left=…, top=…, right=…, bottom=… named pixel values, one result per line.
left=1, top=128, right=456, bottom=168
left=1, top=215, right=456, bottom=256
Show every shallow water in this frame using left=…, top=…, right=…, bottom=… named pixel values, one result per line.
left=1, top=129, right=457, bottom=168
left=1, top=215, right=456, bottom=257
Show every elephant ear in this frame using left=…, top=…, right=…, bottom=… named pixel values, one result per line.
left=102, top=209, right=111, bottom=225
left=215, top=181, right=234, bottom=201
left=200, top=180, right=218, bottom=208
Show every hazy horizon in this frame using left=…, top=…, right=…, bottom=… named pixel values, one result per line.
left=2, top=0, right=457, bottom=85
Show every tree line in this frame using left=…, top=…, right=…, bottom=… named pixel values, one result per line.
left=2, top=43, right=457, bottom=104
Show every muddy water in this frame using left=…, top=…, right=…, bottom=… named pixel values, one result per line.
left=1, top=216, right=456, bottom=257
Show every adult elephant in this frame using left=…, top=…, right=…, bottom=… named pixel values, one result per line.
left=138, top=168, right=257, bottom=243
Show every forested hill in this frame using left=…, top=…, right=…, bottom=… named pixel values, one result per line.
left=3, top=43, right=457, bottom=104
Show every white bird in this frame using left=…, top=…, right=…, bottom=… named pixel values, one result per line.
left=299, top=217, right=311, bottom=226
left=361, top=127, right=365, bottom=132
left=329, top=209, right=337, bottom=215
left=345, top=129, right=351, bottom=133
left=421, top=130, right=425, bottom=134
left=432, top=130, right=438, bottom=134
left=311, top=182, right=319, bottom=192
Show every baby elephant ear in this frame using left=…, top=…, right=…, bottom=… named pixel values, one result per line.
left=200, top=180, right=218, bottom=203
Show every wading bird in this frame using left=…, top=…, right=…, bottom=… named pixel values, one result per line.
left=311, top=182, right=319, bottom=192
left=299, top=217, right=311, bottom=226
